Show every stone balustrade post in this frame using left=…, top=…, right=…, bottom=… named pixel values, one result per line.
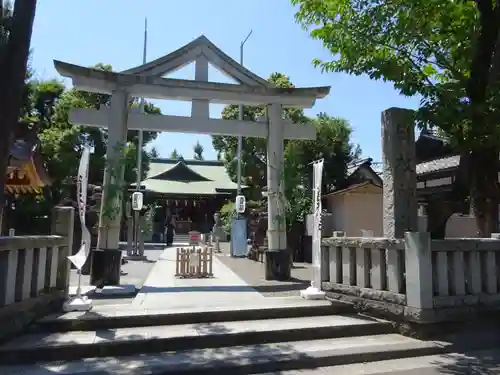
left=0, top=245, right=18, bottom=306
left=326, top=231, right=345, bottom=284
left=51, top=206, right=75, bottom=297
left=404, top=231, right=433, bottom=314
left=321, top=243, right=329, bottom=282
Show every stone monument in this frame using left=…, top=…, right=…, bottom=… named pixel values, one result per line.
left=381, top=107, right=418, bottom=238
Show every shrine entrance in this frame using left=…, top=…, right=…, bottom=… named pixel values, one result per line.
left=54, top=35, right=329, bottom=286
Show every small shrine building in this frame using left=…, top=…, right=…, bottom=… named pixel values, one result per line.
left=140, top=158, right=240, bottom=238
left=2, top=137, right=52, bottom=235
left=6, top=138, right=50, bottom=195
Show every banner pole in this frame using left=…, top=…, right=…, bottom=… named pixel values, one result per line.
left=301, top=158, right=326, bottom=300
left=63, top=146, right=94, bottom=312
left=76, top=269, right=82, bottom=298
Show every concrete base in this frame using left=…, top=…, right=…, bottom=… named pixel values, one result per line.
left=68, top=285, right=96, bottom=296
left=89, top=249, right=122, bottom=287
left=62, top=296, right=93, bottom=312
left=300, top=286, right=326, bottom=300
left=265, top=249, right=291, bottom=281
left=98, top=284, right=136, bottom=296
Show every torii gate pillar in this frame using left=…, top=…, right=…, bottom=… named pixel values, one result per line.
left=90, top=89, right=129, bottom=287
left=265, top=104, right=289, bottom=280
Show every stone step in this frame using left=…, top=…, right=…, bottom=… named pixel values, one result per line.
left=173, top=234, right=190, bottom=241
left=0, top=314, right=395, bottom=365
left=0, top=333, right=459, bottom=374
left=31, top=298, right=352, bottom=333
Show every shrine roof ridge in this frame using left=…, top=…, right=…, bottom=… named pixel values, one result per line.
left=151, top=158, right=224, bottom=166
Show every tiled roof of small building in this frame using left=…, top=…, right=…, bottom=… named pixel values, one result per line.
left=416, top=155, right=460, bottom=175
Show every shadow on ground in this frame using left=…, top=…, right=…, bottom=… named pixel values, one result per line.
left=216, top=255, right=312, bottom=297
left=2, top=312, right=318, bottom=375
left=429, top=322, right=500, bottom=375
left=432, top=351, right=500, bottom=374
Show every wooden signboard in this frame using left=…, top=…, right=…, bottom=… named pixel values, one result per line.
left=189, top=231, right=201, bottom=245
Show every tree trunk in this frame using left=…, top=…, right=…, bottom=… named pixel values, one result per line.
left=469, top=149, right=499, bottom=237
left=0, top=0, right=37, bottom=233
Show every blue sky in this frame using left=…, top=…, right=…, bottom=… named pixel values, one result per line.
left=30, top=0, right=420, bottom=162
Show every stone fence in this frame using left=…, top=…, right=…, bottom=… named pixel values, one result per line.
left=321, top=232, right=500, bottom=323
left=0, top=206, right=74, bottom=342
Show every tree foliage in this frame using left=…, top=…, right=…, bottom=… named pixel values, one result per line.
left=170, top=149, right=183, bottom=160
left=212, top=72, right=361, bottom=223
left=193, top=140, right=204, bottom=160
left=212, top=72, right=308, bottom=199
left=292, top=0, right=500, bottom=235
left=284, top=113, right=361, bottom=224
left=8, top=63, right=161, bottom=232
left=35, top=64, right=160, bottom=193
left=285, top=113, right=361, bottom=193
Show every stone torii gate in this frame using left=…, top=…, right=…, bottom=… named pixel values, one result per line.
left=54, top=35, right=330, bottom=285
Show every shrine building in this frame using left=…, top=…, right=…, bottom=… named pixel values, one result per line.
left=140, top=158, right=241, bottom=238
left=3, top=136, right=52, bottom=235
left=5, top=138, right=51, bottom=195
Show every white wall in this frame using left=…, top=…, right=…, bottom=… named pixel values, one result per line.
left=344, top=193, right=383, bottom=236
left=325, top=190, right=479, bottom=238
left=326, top=194, right=346, bottom=233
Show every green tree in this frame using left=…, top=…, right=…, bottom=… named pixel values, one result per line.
left=46, top=63, right=160, bottom=186
left=0, top=0, right=37, bottom=224
left=22, top=64, right=160, bottom=197
left=212, top=72, right=307, bottom=199
left=293, top=0, right=500, bottom=235
left=193, top=140, right=204, bottom=160
left=284, top=113, right=361, bottom=224
left=170, top=149, right=183, bottom=160
left=285, top=113, right=361, bottom=193
left=9, top=74, right=162, bottom=232
left=149, top=147, right=159, bottom=158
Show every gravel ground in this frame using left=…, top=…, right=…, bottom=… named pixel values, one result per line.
left=215, top=243, right=312, bottom=297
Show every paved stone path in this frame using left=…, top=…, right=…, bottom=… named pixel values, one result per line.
left=215, top=242, right=313, bottom=297
left=68, top=246, right=176, bottom=305
left=132, top=245, right=265, bottom=309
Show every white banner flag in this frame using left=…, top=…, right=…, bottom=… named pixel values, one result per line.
left=312, top=159, right=324, bottom=289
left=68, top=146, right=91, bottom=270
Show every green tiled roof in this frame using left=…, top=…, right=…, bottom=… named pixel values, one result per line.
left=141, top=158, right=240, bottom=196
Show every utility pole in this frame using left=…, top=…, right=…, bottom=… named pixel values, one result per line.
left=236, top=30, right=252, bottom=198
left=133, top=17, right=147, bottom=256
